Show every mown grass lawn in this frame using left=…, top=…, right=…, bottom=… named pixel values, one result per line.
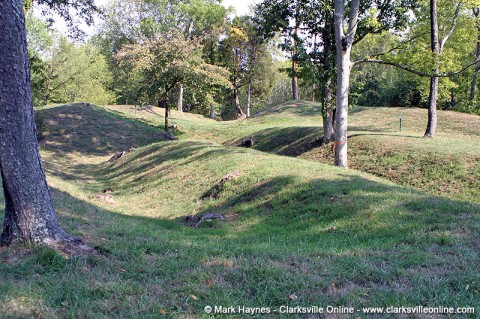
left=0, top=102, right=479, bottom=318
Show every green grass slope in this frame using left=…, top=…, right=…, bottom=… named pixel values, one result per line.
left=0, top=103, right=479, bottom=318
left=106, top=102, right=480, bottom=203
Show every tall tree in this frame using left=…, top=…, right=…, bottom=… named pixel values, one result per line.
left=332, top=0, right=416, bottom=167
left=300, top=0, right=337, bottom=144
left=469, top=8, right=480, bottom=101
left=255, top=0, right=305, bottom=101
left=219, top=25, right=250, bottom=117
left=117, top=32, right=231, bottom=129
left=0, top=0, right=78, bottom=245
left=42, top=37, right=113, bottom=105
left=333, top=0, right=359, bottom=168
left=97, top=0, right=229, bottom=109
left=256, top=0, right=338, bottom=142
left=424, top=0, right=463, bottom=137
left=424, top=0, right=441, bottom=137
left=292, top=4, right=300, bottom=101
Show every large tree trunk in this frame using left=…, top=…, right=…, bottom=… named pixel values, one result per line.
left=177, top=84, right=183, bottom=112
left=424, top=0, right=440, bottom=138
left=0, top=0, right=76, bottom=246
left=333, top=0, right=359, bottom=168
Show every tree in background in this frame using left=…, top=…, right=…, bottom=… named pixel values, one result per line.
left=255, top=0, right=305, bottom=101
left=116, top=32, right=231, bottom=130
left=216, top=16, right=278, bottom=118
left=26, top=15, right=51, bottom=106
left=350, top=32, right=424, bottom=108
left=42, top=38, right=114, bottom=105
left=422, top=0, right=465, bottom=137
left=25, top=13, right=114, bottom=106
left=469, top=8, right=480, bottom=103
left=354, top=0, right=480, bottom=118
left=96, top=0, right=229, bottom=112
left=301, top=0, right=337, bottom=144
left=217, top=26, right=249, bottom=117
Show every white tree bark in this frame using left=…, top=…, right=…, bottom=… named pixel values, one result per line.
left=177, top=84, right=183, bottom=112
left=333, top=0, right=359, bottom=168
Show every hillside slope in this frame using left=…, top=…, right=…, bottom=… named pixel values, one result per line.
left=106, top=102, right=480, bottom=203
left=0, top=103, right=479, bottom=318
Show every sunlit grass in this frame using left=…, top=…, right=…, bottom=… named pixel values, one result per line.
left=0, top=102, right=479, bottom=318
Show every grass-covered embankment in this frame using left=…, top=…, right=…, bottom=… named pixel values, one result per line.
left=0, top=102, right=479, bottom=318
left=106, top=102, right=480, bottom=203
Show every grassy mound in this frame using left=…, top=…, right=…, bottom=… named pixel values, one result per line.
left=0, top=102, right=479, bottom=318
left=106, top=102, right=480, bottom=203
left=36, top=103, right=169, bottom=156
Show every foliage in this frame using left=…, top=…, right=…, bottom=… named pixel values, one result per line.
left=116, top=32, right=231, bottom=113
left=349, top=0, right=480, bottom=113
left=45, top=38, right=114, bottom=105
left=351, top=33, right=424, bottom=107
left=25, top=14, right=114, bottom=106
left=96, top=0, right=232, bottom=111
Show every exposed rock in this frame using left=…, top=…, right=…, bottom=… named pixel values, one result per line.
left=240, top=137, right=254, bottom=147
left=185, top=213, right=225, bottom=227
left=107, top=148, right=136, bottom=162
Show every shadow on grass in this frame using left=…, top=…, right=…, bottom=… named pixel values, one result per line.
left=227, top=126, right=322, bottom=157
left=2, top=155, right=480, bottom=317
left=224, top=125, right=424, bottom=163
left=45, top=168, right=480, bottom=265
left=36, top=103, right=169, bottom=156
left=348, top=132, right=422, bottom=139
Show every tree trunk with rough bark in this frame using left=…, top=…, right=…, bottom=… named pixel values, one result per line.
left=0, top=0, right=76, bottom=246
left=333, top=0, right=359, bottom=168
left=424, top=0, right=440, bottom=138
left=177, top=85, right=183, bottom=112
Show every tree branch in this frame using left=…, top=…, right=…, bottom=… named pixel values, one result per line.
left=347, top=0, right=360, bottom=40
left=353, top=58, right=480, bottom=77
left=440, top=1, right=462, bottom=53
left=352, top=31, right=429, bottom=63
